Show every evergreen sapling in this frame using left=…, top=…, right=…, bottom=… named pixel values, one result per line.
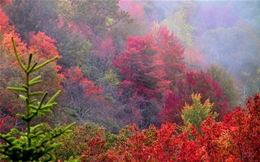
left=0, top=37, right=76, bottom=161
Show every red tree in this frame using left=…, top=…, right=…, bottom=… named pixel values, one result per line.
left=152, top=26, right=185, bottom=83
left=220, top=94, right=260, bottom=161
left=113, top=27, right=186, bottom=128
left=159, top=71, right=230, bottom=125
left=113, top=35, right=163, bottom=128
left=65, top=66, right=103, bottom=101
left=0, top=6, right=13, bottom=33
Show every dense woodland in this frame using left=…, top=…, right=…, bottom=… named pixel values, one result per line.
left=0, top=0, right=260, bottom=161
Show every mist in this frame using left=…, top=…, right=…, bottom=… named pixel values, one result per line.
left=1, top=0, right=260, bottom=131
left=120, top=0, right=260, bottom=94
left=2, top=0, right=260, bottom=160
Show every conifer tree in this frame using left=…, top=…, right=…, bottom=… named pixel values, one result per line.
left=0, top=38, right=76, bottom=161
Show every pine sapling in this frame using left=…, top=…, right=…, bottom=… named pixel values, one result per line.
left=0, top=37, right=76, bottom=161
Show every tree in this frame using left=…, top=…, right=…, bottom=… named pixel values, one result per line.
left=0, top=38, right=75, bottom=161
left=72, top=93, right=260, bottom=161
left=160, top=6, right=194, bottom=48
left=245, top=67, right=260, bottom=100
left=64, top=66, right=102, bottom=123
left=152, top=26, right=185, bottom=83
left=0, top=11, right=29, bottom=132
left=0, top=6, right=13, bottom=33
left=0, top=14, right=67, bottom=129
left=29, top=32, right=60, bottom=60
left=207, top=64, right=239, bottom=107
left=113, top=35, right=164, bottom=128
left=113, top=27, right=186, bottom=128
left=64, top=66, right=119, bottom=129
left=59, top=0, right=132, bottom=37
left=181, top=93, right=217, bottom=133
left=159, top=70, right=230, bottom=125
left=184, top=45, right=206, bottom=70
left=217, top=94, right=260, bottom=161
left=3, top=0, right=96, bottom=80
left=4, top=0, right=59, bottom=41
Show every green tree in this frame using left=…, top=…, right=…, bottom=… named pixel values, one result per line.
left=4, top=0, right=59, bottom=41
left=207, top=64, right=240, bottom=107
left=0, top=38, right=76, bottom=161
left=181, top=93, right=217, bottom=133
left=59, top=0, right=132, bottom=36
left=243, top=67, right=260, bottom=100
left=160, top=5, right=194, bottom=48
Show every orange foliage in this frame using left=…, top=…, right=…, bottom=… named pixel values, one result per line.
left=29, top=31, right=60, bottom=59
left=2, top=31, right=27, bottom=56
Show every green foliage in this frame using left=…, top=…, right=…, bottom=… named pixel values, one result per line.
left=53, top=122, right=118, bottom=161
left=0, top=38, right=76, bottom=161
left=4, top=0, right=59, bottom=40
left=207, top=64, right=240, bottom=107
left=243, top=68, right=260, bottom=100
left=99, top=69, right=120, bottom=87
left=181, top=93, right=217, bottom=133
left=53, top=125, right=87, bottom=161
left=59, top=0, right=132, bottom=36
left=55, top=28, right=92, bottom=72
left=96, top=117, right=120, bottom=134
left=160, top=6, right=194, bottom=47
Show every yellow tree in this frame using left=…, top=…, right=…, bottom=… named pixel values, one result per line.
left=181, top=93, right=217, bottom=133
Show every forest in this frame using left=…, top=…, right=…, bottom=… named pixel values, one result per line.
left=0, top=0, right=260, bottom=161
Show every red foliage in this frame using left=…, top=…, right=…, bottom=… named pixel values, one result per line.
left=82, top=132, right=107, bottom=161
left=119, top=0, right=143, bottom=18
left=185, top=45, right=206, bottom=69
left=65, top=66, right=84, bottom=85
left=0, top=6, right=13, bottom=33
left=220, top=94, right=260, bottom=161
left=65, top=66, right=103, bottom=100
left=79, top=78, right=103, bottom=100
left=159, top=92, right=183, bottom=124
left=153, top=26, right=185, bottom=82
left=95, top=36, right=115, bottom=61
left=113, top=35, right=163, bottom=101
left=180, top=71, right=230, bottom=120
left=114, top=27, right=185, bottom=103
left=159, top=71, right=231, bottom=125
left=81, top=94, right=260, bottom=161
left=113, top=27, right=187, bottom=128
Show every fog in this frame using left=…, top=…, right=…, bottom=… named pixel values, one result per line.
left=120, top=0, right=260, bottom=96
left=1, top=0, right=260, bottom=130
